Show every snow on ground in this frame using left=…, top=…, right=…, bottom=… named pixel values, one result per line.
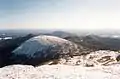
left=0, top=64, right=120, bottom=79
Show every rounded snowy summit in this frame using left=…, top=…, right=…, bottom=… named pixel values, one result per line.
left=11, top=35, right=79, bottom=66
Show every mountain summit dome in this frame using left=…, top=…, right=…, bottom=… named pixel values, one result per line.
left=11, top=35, right=79, bottom=66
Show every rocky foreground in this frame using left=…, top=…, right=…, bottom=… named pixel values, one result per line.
left=0, top=64, right=120, bottom=79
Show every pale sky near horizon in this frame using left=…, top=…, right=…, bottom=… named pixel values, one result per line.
left=0, top=0, right=120, bottom=30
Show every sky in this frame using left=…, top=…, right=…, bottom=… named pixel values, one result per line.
left=0, top=0, right=120, bottom=30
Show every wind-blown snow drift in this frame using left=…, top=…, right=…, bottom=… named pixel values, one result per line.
left=11, top=35, right=79, bottom=65
left=0, top=64, right=120, bottom=79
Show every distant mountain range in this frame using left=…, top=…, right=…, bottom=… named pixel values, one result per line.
left=50, top=31, right=120, bottom=51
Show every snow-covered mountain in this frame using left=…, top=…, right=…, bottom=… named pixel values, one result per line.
left=11, top=35, right=79, bottom=66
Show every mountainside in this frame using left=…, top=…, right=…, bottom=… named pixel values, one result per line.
left=0, top=31, right=120, bottom=67
left=11, top=35, right=80, bottom=66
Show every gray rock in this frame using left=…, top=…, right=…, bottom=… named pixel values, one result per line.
left=116, top=55, right=120, bottom=62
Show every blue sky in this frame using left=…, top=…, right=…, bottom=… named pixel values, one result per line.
left=0, top=0, right=120, bottom=30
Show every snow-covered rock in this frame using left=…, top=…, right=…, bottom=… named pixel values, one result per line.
left=0, top=64, right=120, bottom=79
left=49, top=50, right=120, bottom=66
left=82, top=50, right=120, bottom=66
left=11, top=35, right=79, bottom=66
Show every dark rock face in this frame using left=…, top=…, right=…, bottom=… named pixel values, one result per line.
left=11, top=35, right=79, bottom=66
left=0, top=34, right=34, bottom=67
left=116, top=55, right=120, bottom=62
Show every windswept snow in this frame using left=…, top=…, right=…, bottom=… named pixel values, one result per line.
left=0, top=64, right=120, bottom=79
